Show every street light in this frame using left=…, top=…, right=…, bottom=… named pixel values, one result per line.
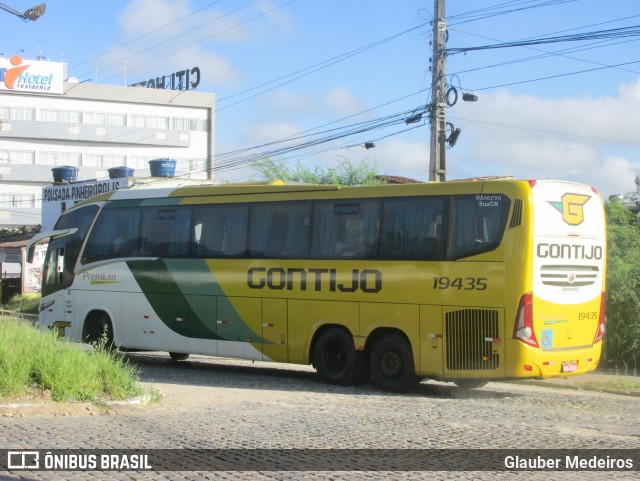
left=0, top=2, right=46, bottom=21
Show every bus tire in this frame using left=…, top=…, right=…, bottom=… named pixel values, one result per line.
left=169, top=352, right=190, bottom=361
left=313, top=328, right=368, bottom=385
left=369, top=333, right=417, bottom=392
left=83, top=313, right=114, bottom=350
left=454, top=379, right=488, bottom=389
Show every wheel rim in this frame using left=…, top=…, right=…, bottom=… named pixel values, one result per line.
left=380, top=350, right=403, bottom=378
left=325, top=341, right=347, bottom=373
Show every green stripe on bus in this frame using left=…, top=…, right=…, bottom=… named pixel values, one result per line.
left=128, top=258, right=265, bottom=344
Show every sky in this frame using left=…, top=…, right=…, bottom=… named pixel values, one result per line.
left=3, top=0, right=640, bottom=198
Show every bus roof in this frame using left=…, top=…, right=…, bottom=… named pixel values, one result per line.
left=65, top=177, right=590, bottom=210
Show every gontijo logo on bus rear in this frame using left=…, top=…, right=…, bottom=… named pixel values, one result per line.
left=548, top=193, right=591, bottom=226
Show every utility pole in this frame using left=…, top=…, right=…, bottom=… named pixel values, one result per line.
left=429, top=0, right=447, bottom=182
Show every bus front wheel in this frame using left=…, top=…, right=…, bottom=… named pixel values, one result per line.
left=83, top=313, right=114, bottom=350
left=369, top=333, right=417, bottom=392
left=313, top=328, right=368, bottom=385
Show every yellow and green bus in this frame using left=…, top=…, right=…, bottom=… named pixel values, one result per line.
left=28, top=178, right=606, bottom=391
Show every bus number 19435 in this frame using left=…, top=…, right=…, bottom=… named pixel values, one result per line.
left=432, top=276, right=488, bottom=291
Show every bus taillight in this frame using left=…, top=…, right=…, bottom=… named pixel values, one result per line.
left=514, top=292, right=538, bottom=347
left=593, top=291, right=606, bottom=344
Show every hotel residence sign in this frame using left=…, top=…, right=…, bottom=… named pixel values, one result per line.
left=0, top=56, right=64, bottom=94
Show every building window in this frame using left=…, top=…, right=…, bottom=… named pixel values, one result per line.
left=129, top=156, right=154, bottom=170
left=0, top=150, right=35, bottom=164
left=83, top=154, right=126, bottom=168
left=40, top=109, right=82, bottom=123
left=190, top=118, right=208, bottom=132
left=85, top=111, right=126, bottom=127
left=188, top=158, right=207, bottom=171
left=39, top=151, right=82, bottom=166
left=171, top=117, right=207, bottom=132
left=132, top=115, right=169, bottom=129
left=171, top=118, right=190, bottom=131
left=0, top=107, right=35, bottom=121
left=0, top=193, right=35, bottom=208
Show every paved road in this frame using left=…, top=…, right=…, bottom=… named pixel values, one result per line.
left=0, top=352, right=638, bottom=480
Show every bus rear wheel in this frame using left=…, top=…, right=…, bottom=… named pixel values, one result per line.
left=169, top=352, right=190, bottom=361
left=313, top=328, right=368, bottom=385
left=369, top=333, right=417, bottom=392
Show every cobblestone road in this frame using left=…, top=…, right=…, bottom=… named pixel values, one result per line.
left=1, top=352, right=638, bottom=480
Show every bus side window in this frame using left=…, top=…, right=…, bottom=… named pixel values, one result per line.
left=140, top=207, right=191, bottom=257
left=192, top=205, right=249, bottom=257
left=249, top=202, right=311, bottom=258
left=311, top=201, right=380, bottom=259
left=447, top=194, right=511, bottom=259
left=381, top=197, right=444, bottom=260
left=82, top=208, right=141, bottom=263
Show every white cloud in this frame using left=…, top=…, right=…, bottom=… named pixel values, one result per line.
left=118, top=0, right=259, bottom=44
left=119, top=0, right=193, bottom=41
left=618, top=77, right=640, bottom=102
left=365, top=140, right=430, bottom=181
left=243, top=120, right=301, bottom=144
left=264, top=90, right=318, bottom=115
left=104, top=0, right=299, bottom=87
left=261, top=86, right=368, bottom=119
left=445, top=81, right=640, bottom=196
left=323, top=86, right=368, bottom=117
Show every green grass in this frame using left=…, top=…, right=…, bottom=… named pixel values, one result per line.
left=579, top=379, right=640, bottom=394
left=4, top=293, right=40, bottom=314
left=0, top=318, right=142, bottom=402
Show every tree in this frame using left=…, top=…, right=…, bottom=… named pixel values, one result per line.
left=251, top=156, right=386, bottom=186
left=0, top=225, right=40, bottom=238
left=603, top=194, right=640, bottom=371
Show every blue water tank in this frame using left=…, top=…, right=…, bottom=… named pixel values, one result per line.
left=149, top=158, right=176, bottom=177
left=51, top=166, right=78, bottom=183
left=108, top=166, right=135, bottom=179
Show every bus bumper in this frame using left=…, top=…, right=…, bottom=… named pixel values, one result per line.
left=506, top=340, right=602, bottom=378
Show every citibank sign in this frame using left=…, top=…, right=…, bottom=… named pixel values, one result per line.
left=0, top=56, right=64, bottom=94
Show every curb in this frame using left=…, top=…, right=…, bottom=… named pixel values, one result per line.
left=0, top=392, right=157, bottom=412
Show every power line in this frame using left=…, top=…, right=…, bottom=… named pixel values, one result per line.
left=447, top=24, right=640, bottom=55
left=448, top=0, right=577, bottom=26
left=70, top=0, right=226, bottom=70
left=89, top=0, right=297, bottom=85
left=448, top=114, right=640, bottom=146
left=447, top=34, right=640, bottom=77
left=464, top=58, right=640, bottom=92
left=216, top=22, right=428, bottom=112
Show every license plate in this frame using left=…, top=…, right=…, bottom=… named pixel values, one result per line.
left=561, top=361, right=578, bottom=373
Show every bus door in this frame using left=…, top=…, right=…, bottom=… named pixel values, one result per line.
left=40, top=237, right=72, bottom=338
left=261, top=298, right=288, bottom=362
left=216, top=296, right=263, bottom=360
left=419, top=304, right=443, bottom=376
